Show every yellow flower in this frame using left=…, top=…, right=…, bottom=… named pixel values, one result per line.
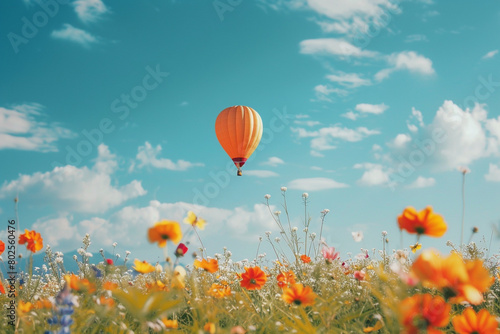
left=410, top=242, right=422, bottom=253
left=184, top=211, right=206, bottom=230
left=133, top=259, right=155, bottom=274
left=161, top=318, right=178, bottom=329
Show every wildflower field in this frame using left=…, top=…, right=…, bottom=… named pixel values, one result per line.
left=1, top=189, right=499, bottom=334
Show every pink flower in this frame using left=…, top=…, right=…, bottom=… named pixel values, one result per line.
left=354, top=270, right=366, bottom=281
left=321, top=246, right=340, bottom=262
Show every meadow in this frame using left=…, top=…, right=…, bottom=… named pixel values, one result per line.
left=1, top=187, right=499, bottom=334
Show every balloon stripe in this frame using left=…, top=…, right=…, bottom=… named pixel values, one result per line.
left=242, top=106, right=254, bottom=155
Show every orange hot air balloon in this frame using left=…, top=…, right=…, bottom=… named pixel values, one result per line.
left=215, top=106, right=263, bottom=176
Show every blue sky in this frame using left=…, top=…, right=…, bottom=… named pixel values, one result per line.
left=1, top=0, right=499, bottom=264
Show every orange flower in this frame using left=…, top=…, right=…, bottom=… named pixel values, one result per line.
left=453, top=308, right=499, bottom=334
left=204, top=322, right=216, bottom=334
left=34, top=299, right=52, bottom=309
left=400, top=294, right=450, bottom=334
left=103, top=281, right=118, bottom=291
left=277, top=270, right=296, bottom=288
left=240, top=266, right=267, bottom=290
left=0, top=240, right=5, bottom=256
left=363, top=320, right=383, bottom=333
left=398, top=206, right=447, bottom=237
left=184, top=211, right=206, bottom=230
left=0, top=280, right=5, bottom=294
left=282, top=283, right=316, bottom=306
left=194, top=258, right=218, bottom=273
left=300, top=254, right=311, bottom=263
left=411, top=250, right=493, bottom=305
left=18, top=229, right=43, bottom=253
left=64, top=274, right=96, bottom=292
left=148, top=220, right=182, bottom=247
left=208, top=282, right=231, bottom=298
left=99, top=295, right=115, bottom=308
left=133, top=259, right=155, bottom=274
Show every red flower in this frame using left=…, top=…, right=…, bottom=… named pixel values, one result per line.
left=175, top=243, right=188, bottom=257
left=106, top=259, right=114, bottom=265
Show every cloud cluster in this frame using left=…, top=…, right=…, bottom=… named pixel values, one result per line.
left=0, top=145, right=146, bottom=213
left=0, top=104, right=74, bottom=152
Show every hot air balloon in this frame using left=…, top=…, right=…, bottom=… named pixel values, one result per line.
left=215, top=105, right=263, bottom=176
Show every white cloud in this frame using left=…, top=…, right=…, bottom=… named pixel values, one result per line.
left=261, top=157, right=285, bottom=167
left=390, top=133, right=412, bottom=148
left=404, top=34, right=429, bottom=43
left=288, top=177, right=348, bottom=191
left=0, top=104, right=74, bottom=152
left=314, top=84, right=348, bottom=101
left=355, top=103, right=388, bottom=114
left=136, top=142, right=204, bottom=171
left=292, top=126, right=380, bottom=151
left=354, top=163, right=392, bottom=187
left=407, top=176, right=436, bottom=188
left=244, top=170, right=279, bottom=178
left=341, top=111, right=359, bottom=121
left=73, top=0, right=108, bottom=23
left=32, top=216, right=79, bottom=247
left=23, top=200, right=285, bottom=255
left=294, top=120, right=321, bottom=127
left=306, top=0, right=400, bottom=36
left=482, top=50, right=498, bottom=60
left=51, top=24, right=98, bottom=47
left=300, top=38, right=378, bottom=58
left=485, top=164, right=500, bottom=182
left=310, top=150, right=325, bottom=157
left=393, top=101, right=500, bottom=171
left=326, top=72, right=372, bottom=88
left=0, top=144, right=146, bottom=213
left=375, top=51, right=435, bottom=81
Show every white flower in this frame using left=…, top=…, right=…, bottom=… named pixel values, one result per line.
left=280, top=187, right=287, bottom=192
left=85, top=252, right=93, bottom=257
left=265, top=231, right=272, bottom=236
left=116, top=254, right=121, bottom=258
left=274, top=210, right=281, bottom=216
left=275, top=237, right=280, bottom=242
left=458, top=166, right=471, bottom=174
left=321, top=209, right=330, bottom=214
left=125, top=251, right=131, bottom=256
left=77, top=248, right=85, bottom=255
left=259, top=236, right=263, bottom=241
left=264, top=194, right=271, bottom=199
left=303, top=227, right=308, bottom=232
left=155, top=264, right=163, bottom=273
left=73, top=255, right=78, bottom=260
left=310, top=232, right=316, bottom=238
left=292, top=227, right=298, bottom=232
left=302, top=192, right=309, bottom=199
left=55, top=257, right=63, bottom=263
left=112, top=242, right=118, bottom=247
left=352, top=231, right=364, bottom=242
left=382, top=231, right=388, bottom=237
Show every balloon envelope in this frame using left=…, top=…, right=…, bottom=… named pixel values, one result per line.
left=215, top=105, right=263, bottom=175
